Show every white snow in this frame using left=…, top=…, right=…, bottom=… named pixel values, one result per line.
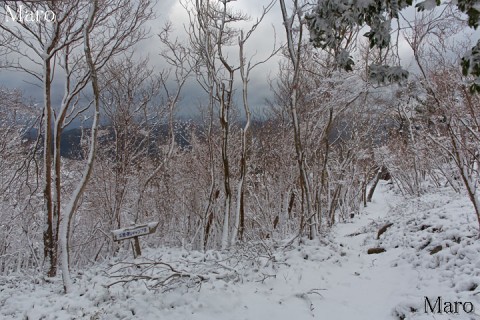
left=2, top=181, right=480, bottom=319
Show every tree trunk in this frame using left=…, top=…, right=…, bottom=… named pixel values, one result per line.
left=60, top=0, right=100, bottom=293
left=449, top=125, right=480, bottom=234
left=231, top=31, right=251, bottom=245
left=367, top=167, right=382, bottom=202
left=43, top=56, right=57, bottom=277
left=220, top=85, right=232, bottom=249
left=279, top=0, right=316, bottom=240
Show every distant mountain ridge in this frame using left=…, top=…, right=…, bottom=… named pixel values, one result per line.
left=23, top=121, right=194, bottom=160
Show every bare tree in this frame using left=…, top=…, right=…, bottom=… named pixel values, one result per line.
left=101, top=56, right=161, bottom=227
left=57, top=0, right=155, bottom=293
left=187, top=0, right=277, bottom=249
left=230, top=1, right=278, bottom=245
left=397, top=6, right=480, bottom=231
left=1, top=0, right=154, bottom=278
left=59, top=0, right=101, bottom=292
left=0, top=87, right=41, bottom=274
left=1, top=0, right=89, bottom=276
left=128, top=24, right=193, bottom=247
left=279, top=0, right=317, bottom=240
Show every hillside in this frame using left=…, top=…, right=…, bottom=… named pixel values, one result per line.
left=1, top=181, right=479, bottom=320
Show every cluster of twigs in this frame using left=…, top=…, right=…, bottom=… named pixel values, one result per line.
left=106, top=258, right=237, bottom=291
left=105, top=242, right=281, bottom=291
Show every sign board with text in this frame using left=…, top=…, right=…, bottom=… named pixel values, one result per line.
left=111, top=222, right=159, bottom=242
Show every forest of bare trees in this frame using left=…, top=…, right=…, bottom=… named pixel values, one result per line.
left=0, top=0, right=479, bottom=295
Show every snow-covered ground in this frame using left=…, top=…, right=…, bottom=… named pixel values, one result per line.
left=1, top=181, right=480, bottom=319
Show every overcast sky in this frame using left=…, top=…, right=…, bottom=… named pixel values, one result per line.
left=0, top=0, right=476, bottom=123
left=140, top=0, right=285, bottom=119
left=0, top=0, right=285, bottom=121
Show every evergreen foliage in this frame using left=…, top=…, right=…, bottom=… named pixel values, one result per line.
left=306, top=0, right=480, bottom=91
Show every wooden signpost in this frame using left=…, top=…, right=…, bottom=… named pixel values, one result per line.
left=111, top=222, right=159, bottom=258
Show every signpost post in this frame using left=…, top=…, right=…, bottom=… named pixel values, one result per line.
left=111, top=222, right=159, bottom=258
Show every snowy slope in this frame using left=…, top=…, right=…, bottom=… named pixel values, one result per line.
left=1, top=181, right=480, bottom=320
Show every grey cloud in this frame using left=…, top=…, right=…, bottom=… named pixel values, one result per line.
left=0, top=0, right=283, bottom=121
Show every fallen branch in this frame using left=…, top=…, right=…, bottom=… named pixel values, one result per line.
left=106, top=259, right=239, bottom=290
